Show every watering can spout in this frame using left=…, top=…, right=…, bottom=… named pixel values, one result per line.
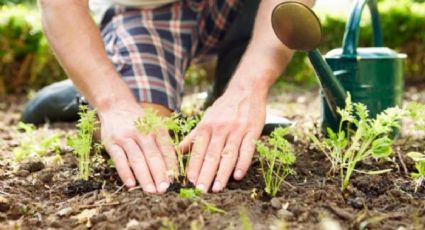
left=271, top=1, right=347, bottom=117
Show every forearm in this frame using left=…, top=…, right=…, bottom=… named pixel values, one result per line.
left=39, top=0, right=137, bottom=113
left=226, top=0, right=315, bottom=96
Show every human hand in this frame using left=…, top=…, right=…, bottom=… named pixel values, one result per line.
left=180, top=89, right=267, bottom=193
left=99, top=102, right=178, bottom=193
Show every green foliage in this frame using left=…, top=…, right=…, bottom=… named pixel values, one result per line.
left=13, top=122, right=61, bottom=162
left=68, top=105, right=98, bottom=180
left=406, top=102, right=425, bottom=191
left=135, top=109, right=200, bottom=181
left=311, top=94, right=405, bottom=191
left=179, top=188, right=225, bottom=214
left=406, top=101, right=425, bottom=131
left=282, top=0, right=425, bottom=86
left=239, top=209, right=253, bottom=230
left=0, top=5, right=64, bottom=95
left=255, top=127, right=296, bottom=197
left=407, top=152, right=425, bottom=192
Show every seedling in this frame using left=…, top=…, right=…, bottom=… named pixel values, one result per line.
left=406, top=152, right=425, bottom=192
left=179, top=188, right=225, bottom=214
left=135, top=109, right=200, bottom=184
left=311, top=94, right=405, bottom=191
left=165, top=113, right=199, bottom=181
left=68, top=105, right=98, bottom=180
left=13, top=122, right=61, bottom=162
left=255, top=127, right=296, bottom=197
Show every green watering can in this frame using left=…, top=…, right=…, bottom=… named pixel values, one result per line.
left=271, top=0, right=406, bottom=131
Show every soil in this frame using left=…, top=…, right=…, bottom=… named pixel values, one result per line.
left=1, top=86, right=425, bottom=230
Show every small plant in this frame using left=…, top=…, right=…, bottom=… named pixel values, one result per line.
left=406, top=152, right=425, bottom=192
left=179, top=188, right=225, bottom=214
left=13, top=122, right=61, bottom=162
left=255, top=127, right=296, bottom=197
left=135, top=109, right=200, bottom=183
left=165, top=113, right=199, bottom=181
left=68, top=105, right=98, bottom=180
left=311, top=94, right=405, bottom=191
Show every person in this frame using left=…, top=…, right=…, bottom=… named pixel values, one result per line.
left=26, top=0, right=314, bottom=194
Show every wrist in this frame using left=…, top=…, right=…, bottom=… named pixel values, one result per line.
left=94, top=92, right=138, bottom=115
left=226, top=70, right=277, bottom=99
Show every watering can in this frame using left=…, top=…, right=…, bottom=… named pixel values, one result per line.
left=271, top=0, right=406, bottom=131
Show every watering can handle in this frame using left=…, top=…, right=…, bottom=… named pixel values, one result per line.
left=341, top=0, right=383, bottom=57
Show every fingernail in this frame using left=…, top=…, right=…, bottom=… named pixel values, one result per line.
left=212, top=181, right=222, bottom=192
left=234, top=169, right=243, bottom=180
left=196, top=184, right=207, bottom=193
left=158, top=182, right=170, bottom=193
left=145, top=183, right=157, bottom=193
left=125, top=179, right=136, bottom=187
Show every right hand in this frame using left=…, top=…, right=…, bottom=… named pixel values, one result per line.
left=99, top=101, right=178, bottom=193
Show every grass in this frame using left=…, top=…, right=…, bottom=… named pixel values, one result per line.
left=13, top=122, right=61, bottom=162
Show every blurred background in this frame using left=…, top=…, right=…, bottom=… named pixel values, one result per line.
left=0, top=0, right=424, bottom=97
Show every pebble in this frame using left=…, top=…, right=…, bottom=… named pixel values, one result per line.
left=270, top=198, right=282, bottom=209
left=57, top=207, right=73, bottom=217
left=0, top=196, right=10, bottom=212
left=277, top=208, right=294, bottom=219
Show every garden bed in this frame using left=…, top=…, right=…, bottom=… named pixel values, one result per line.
left=1, top=86, right=425, bottom=230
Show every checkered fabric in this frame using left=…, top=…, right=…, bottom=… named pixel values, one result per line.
left=100, top=0, right=244, bottom=111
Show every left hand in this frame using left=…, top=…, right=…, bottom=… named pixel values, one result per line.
left=180, top=88, right=267, bottom=193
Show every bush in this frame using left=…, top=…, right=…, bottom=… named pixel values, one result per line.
left=282, top=0, right=425, bottom=86
left=0, top=5, right=64, bottom=95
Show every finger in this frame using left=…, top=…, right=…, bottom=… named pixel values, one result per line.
left=136, top=134, right=170, bottom=193
left=234, top=131, right=260, bottom=180
left=212, top=133, right=244, bottom=192
left=155, top=129, right=179, bottom=179
left=195, top=133, right=227, bottom=193
left=122, top=139, right=157, bottom=193
left=105, top=144, right=136, bottom=188
left=180, top=128, right=197, bottom=154
left=186, top=130, right=211, bottom=183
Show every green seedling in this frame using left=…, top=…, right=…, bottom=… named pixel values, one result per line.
left=68, top=105, right=98, bottom=180
left=13, top=122, right=61, bottom=162
left=255, top=127, right=296, bottom=197
left=311, top=93, right=405, bottom=191
left=179, top=188, right=225, bottom=214
left=135, top=109, right=200, bottom=183
left=407, top=152, right=425, bottom=192
left=165, top=113, right=199, bottom=180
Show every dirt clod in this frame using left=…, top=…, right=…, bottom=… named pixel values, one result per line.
left=15, top=169, right=30, bottom=177
left=347, top=197, right=364, bottom=209
left=38, top=171, right=54, bottom=184
left=64, top=180, right=102, bottom=197
left=270, top=197, right=282, bottom=209
left=0, top=196, right=10, bottom=212
left=18, top=161, right=45, bottom=173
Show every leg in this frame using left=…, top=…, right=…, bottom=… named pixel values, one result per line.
left=211, top=0, right=259, bottom=101
left=100, top=3, right=198, bottom=113
left=21, top=79, right=80, bottom=125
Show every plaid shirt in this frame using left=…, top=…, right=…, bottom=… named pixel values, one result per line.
left=100, top=0, right=244, bottom=111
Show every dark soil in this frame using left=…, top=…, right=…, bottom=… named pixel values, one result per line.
left=1, top=87, right=425, bottom=229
